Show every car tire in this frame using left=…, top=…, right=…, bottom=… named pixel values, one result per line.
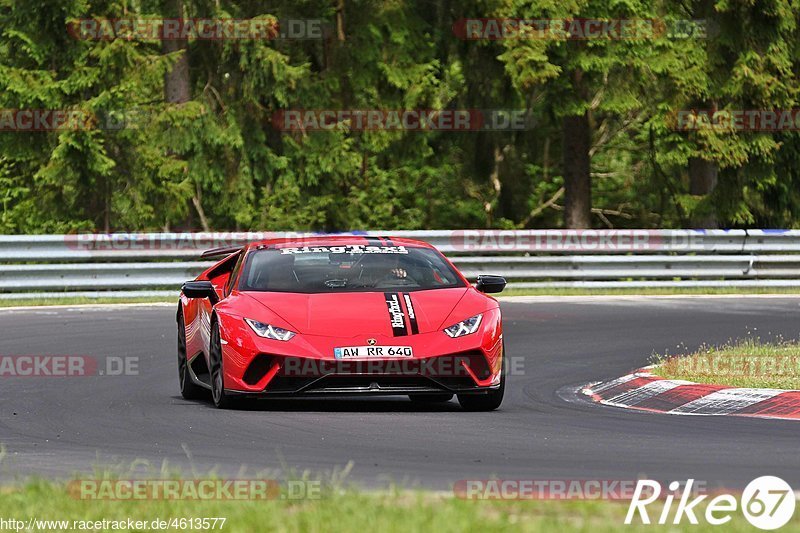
left=209, top=320, right=239, bottom=409
left=408, top=393, right=454, bottom=403
left=457, top=347, right=505, bottom=411
left=178, top=311, right=207, bottom=400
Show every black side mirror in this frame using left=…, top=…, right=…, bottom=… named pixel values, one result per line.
left=182, top=280, right=219, bottom=304
left=476, top=275, right=506, bottom=294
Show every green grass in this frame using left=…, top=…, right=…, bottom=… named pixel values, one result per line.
left=653, top=338, right=800, bottom=389
left=2, top=286, right=800, bottom=308
left=0, top=297, right=174, bottom=308
left=501, top=286, right=800, bottom=297
left=1, top=479, right=798, bottom=532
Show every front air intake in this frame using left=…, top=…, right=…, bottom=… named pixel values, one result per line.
left=242, top=354, right=275, bottom=385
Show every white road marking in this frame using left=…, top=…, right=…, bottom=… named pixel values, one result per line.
left=587, top=373, right=638, bottom=394
left=670, top=388, right=786, bottom=415
left=606, top=379, right=691, bottom=406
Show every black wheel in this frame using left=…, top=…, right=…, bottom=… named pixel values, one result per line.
left=457, top=347, right=505, bottom=412
left=209, top=320, right=238, bottom=409
left=178, top=311, right=207, bottom=400
left=409, top=393, right=454, bottom=403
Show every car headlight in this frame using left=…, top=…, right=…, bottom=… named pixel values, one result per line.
left=244, top=318, right=296, bottom=341
left=443, top=314, right=483, bottom=338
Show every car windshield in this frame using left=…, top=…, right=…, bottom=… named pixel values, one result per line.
left=239, top=244, right=465, bottom=293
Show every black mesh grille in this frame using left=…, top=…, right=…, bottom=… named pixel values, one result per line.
left=242, top=354, right=275, bottom=385
left=309, top=375, right=435, bottom=390
left=254, top=351, right=495, bottom=393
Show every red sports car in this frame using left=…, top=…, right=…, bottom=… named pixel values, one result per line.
left=177, top=235, right=506, bottom=410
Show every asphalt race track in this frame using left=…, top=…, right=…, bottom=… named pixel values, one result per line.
left=1, top=297, right=799, bottom=490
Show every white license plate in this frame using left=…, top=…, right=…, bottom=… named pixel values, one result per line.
left=334, top=346, right=414, bottom=359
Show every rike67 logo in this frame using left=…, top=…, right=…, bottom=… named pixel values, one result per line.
left=626, top=476, right=795, bottom=530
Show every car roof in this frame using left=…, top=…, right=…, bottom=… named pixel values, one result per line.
left=244, top=235, right=436, bottom=251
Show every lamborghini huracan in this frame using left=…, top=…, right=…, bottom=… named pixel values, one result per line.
left=177, top=235, right=506, bottom=410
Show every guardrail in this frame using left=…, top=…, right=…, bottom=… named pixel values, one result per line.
left=1, top=229, right=799, bottom=298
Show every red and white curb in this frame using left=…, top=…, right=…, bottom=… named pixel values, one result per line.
left=582, top=367, right=800, bottom=420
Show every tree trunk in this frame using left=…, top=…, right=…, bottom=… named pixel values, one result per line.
left=688, top=157, right=718, bottom=228
left=335, top=0, right=346, bottom=41
left=162, top=0, right=199, bottom=228
left=562, top=112, right=592, bottom=228
left=162, top=0, right=190, bottom=104
left=192, top=180, right=211, bottom=232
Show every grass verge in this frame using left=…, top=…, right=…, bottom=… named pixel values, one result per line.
left=1, top=287, right=800, bottom=308
left=653, top=338, right=800, bottom=389
left=502, top=286, right=800, bottom=297
left=0, top=297, right=174, bottom=308
left=1, top=479, right=798, bottom=532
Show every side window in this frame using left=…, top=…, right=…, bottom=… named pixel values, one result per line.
left=225, top=252, right=246, bottom=296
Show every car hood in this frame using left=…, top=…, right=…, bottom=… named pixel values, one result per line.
left=240, top=288, right=479, bottom=336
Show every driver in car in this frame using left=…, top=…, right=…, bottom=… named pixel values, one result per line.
left=358, top=253, right=409, bottom=285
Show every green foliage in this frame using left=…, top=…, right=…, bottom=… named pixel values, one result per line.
left=0, top=0, right=798, bottom=232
